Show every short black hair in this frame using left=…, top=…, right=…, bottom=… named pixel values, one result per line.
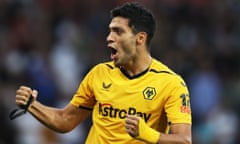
left=110, top=2, right=156, bottom=47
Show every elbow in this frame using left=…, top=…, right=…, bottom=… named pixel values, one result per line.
left=46, top=124, right=71, bottom=134
left=51, top=124, right=74, bottom=134
left=54, top=120, right=76, bottom=134
left=50, top=113, right=75, bottom=133
left=57, top=128, right=72, bottom=134
left=184, top=136, right=192, bottom=144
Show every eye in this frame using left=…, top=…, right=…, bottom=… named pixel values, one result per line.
left=113, top=27, right=123, bottom=35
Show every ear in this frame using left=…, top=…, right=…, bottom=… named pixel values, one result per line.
left=136, top=32, right=147, bottom=45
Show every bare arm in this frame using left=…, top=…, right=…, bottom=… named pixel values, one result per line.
left=16, top=86, right=91, bottom=133
left=158, top=123, right=192, bottom=144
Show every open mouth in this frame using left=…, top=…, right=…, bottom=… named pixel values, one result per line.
left=110, top=47, right=117, bottom=55
left=108, top=46, right=118, bottom=60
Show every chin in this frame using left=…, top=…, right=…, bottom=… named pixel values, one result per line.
left=113, top=62, right=120, bottom=67
left=113, top=60, right=121, bottom=67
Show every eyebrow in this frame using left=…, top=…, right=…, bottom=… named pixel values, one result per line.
left=109, top=26, right=125, bottom=33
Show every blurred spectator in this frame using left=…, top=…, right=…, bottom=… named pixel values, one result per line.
left=188, top=47, right=222, bottom=125
left=49, top=19, right=90, bottom=143
left=0, top=0, right=240, bottom=144
left=50, top=20, right=86, bottom=99
left=194, top=103, right=238, bottom=144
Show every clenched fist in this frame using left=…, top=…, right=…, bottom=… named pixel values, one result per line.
left=15, top=86, right=38, bottom=109
left=9, top=86, right=39, bottom=120
left=125, top=114, right=140, bottom=137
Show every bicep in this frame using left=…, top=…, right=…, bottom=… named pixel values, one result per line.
left=169, top=123, right=192, bottom=143
left=61, top=103, right=91, bottom=131
left=170, top=123, right=191, bottom=135
left=159, top=123, right=192, bottom=144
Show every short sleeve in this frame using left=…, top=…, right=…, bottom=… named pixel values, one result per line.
left=164, top=76, right=192, bottom=124
left=70, top=66, right=97, bottom=109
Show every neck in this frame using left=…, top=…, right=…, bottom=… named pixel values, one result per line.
left=121, top=55, right=152, bottom=77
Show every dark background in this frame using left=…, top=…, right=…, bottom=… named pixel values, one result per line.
left=0, top=0, right=239, bottom=144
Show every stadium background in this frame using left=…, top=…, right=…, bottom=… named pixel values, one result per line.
left=0, top=0, right=239, bottom=144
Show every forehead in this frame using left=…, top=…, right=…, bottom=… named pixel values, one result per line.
left=109, top=17, right=130, bottom=29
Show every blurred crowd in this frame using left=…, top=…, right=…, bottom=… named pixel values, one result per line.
left=0, top=0, right=240, bottom=144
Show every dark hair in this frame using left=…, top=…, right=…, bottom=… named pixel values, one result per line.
left=110, top=2, right=156, bottom=47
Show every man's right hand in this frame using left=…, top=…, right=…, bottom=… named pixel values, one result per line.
left=16, top=86, right=38, bottom=110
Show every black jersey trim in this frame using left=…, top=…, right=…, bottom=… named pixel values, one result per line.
left=79, top=105, right=93, bottom=111
left=149, top=69, right=173, bottom=74
left=120, top=68, right=149, bottom=79
left=105, top=64, right=114, bottom=69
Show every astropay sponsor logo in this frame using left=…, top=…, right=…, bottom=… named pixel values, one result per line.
left=98, top=103, right=151, bottom=122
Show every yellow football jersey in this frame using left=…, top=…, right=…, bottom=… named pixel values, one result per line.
left=71, top=59, right=191, bottom=144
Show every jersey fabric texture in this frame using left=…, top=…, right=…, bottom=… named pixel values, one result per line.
left=71, top=59, right=192, bottom=144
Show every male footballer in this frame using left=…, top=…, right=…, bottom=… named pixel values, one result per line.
left=14, top=2, right=192, bottom=144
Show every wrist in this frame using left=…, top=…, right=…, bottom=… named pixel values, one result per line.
left=137, top=118, right=160, bottom=144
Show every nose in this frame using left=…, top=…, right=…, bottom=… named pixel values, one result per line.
left=106, top=32, right=114, bottom=43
